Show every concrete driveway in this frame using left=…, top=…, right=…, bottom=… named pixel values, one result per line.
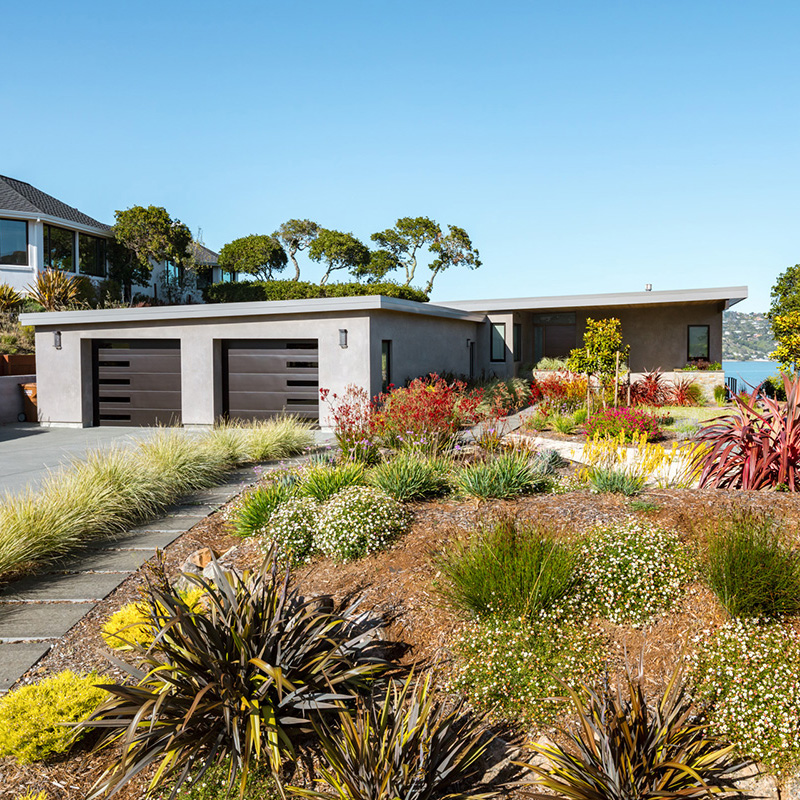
left=0, top=423, right=334, bottom=496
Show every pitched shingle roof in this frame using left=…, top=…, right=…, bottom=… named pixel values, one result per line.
left=0, top=175, right=111, bottom=230
left=191, top=242, right=219, bottom=266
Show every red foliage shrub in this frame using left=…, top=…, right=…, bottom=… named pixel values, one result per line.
left=695, top=374, right=800, bottom=491
left=630, top=369, right=671, bottom=407
left=532, top=372, right=588, bottom=414
left=319, top=385, right=380, bottom=463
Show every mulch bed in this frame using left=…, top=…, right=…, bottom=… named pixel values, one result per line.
left=3, top=478, right=800, bottom=799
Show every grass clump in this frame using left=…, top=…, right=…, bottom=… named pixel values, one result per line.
left=550, top=413, right=576, bottom=435
left=0, top=671, right=105, bottom=763
left=455, top=452, right=550, bottom=500
left=704, top=510, right=800, bottom=619
left=368, top=452, right=451, bottom=501
left=315, top=486, right=409, bottom=562
left=230, top=480, right=297, bottom=538
left=690, top=619, right=800, bottom=776
left=587, top=466, right=646, bottom=496
left=451, top=616, right=604, bottom=725
left=578, top=519, right=692, bottom=625
left=435, top=519, right=577, bottom=619
left=298, top=461, right=366, bottom=502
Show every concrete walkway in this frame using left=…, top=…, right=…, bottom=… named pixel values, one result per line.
left=0, top=432, right=334, bottom=692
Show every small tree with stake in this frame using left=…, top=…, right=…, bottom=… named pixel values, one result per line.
left=567, top=317, right=629, bottom=409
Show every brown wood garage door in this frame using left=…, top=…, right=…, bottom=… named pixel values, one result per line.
left=93, top=340, right=182, bottom=426
left=223, top=339, right=319, bottom=421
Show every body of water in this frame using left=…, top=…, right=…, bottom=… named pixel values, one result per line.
left=722, top=359, right=780, bottom=389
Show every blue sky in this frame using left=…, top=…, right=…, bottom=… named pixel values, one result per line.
left=3, top=1, right=798, bottom=312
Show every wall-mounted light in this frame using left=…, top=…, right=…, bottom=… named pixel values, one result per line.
left=466, top=338, right=471, bottom=348
left=53, top=331, right=62, bottom=350
left=339, top=329, right=348, bottom=349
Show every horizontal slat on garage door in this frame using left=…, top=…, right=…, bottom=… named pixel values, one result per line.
left=94, top=341, right=181, bottom=427
left=224, top=339, right=319, bottom=422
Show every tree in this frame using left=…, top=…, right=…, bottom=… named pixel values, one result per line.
left=112, top=206, right=193, bottom=300
left=308, top=229, right=371, bottom=286
left=567, top=317, right=629, bottom=407
left=370, top=216, right=481, bottom=293
left=218, top=234, right=288, bottom=281
left=351, top=249, right=400, bottom=284
left=769, top=263, right=800, bottom=336
left=770, top=311, right=800, bottom=375
left=273, top=219, right=320, bottom=281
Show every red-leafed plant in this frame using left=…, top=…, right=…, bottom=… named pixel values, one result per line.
left=695, top=374, right=800, bottom=491
left=532, top=372, right=588, bottom=414
left=320, top=385, right=380, bottom=463
left=373, top=374, right=484, bottom=454
left=630, top=369, right=671, bottom=407
left=670, top=376, right=701, bottom=407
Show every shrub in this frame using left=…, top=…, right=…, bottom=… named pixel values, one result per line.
left=319, top=385, right=380, bottom=463
left=532, top=372, right=588, bottom=413
left=704, top=510, right=800, bottom=618
left=82, top=558, right=388, bottom=798
left=713, top=384, right=728, bottom=405
left=535, top=357, right=568, bottom=371
left=531, top=447, right=567, bottom=474
left=315, top=486, right=409, bottom=561
left=454, top=452, right=551, bottom=500
left=521, top=410, right=548, bottom=431
left=367, top=452, right=451, bottom=501
left=671, top=376, right=702, bottom=406
left=587, top=466, right=645, bottom=496
left=0, top=671, right=105, bottom=763
left=578, top=519, right=692, bottom=625
left=434, top=519, right=577, bottom=619
left=584, top=406, right=663, bottom=442
left=102, top=585, right=207, bottom=650
left=451, top=616, right=604, bottom=725
left=0, top=283, right=23, bottom=311
left=204, top=279, right=429, bottom=304
left=25, top=268, right=81, bottom=311
left=525, top=664, right=747, bottom=800
left=373, top=374, right=483, bottom=454
left=261, top=496, right=320, bottom=564
left=630, top=369, right=671, bottom=406
left=477, top=377, right=532, bottom=415
left=305, top=674, right=497, bottom=800
left=695, top=374, right=800, bottom=491
left=298, top=461, right=366, bottom=502
left=231, top=480, right=297, bottom=538
left=170, top=760, right=280, bottom=799
left=550, top=413, right=576, bottom=434
left=690, top=619, right=800, bottom=775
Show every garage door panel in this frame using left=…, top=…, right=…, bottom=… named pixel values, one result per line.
left=93, top=340, right=181, bottom=426
left=224, top=339, right=319, bottom=422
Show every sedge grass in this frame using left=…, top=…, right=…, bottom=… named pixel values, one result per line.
left=0, top=417, right=313, bottom=580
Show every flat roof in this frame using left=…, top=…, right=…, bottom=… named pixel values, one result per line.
left=435, top=285, right=748, bottom=313
left=20, top=294, right=486, bottom=328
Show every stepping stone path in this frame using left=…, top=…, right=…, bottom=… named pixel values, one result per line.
left=0, top=453, right=320, bottom=692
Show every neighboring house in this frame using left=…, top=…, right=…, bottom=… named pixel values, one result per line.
left=0, top=175, right=112, bottom=294
left=0, top=175, right=228, bottom=300
left=20, top=285, right=747, bottom=429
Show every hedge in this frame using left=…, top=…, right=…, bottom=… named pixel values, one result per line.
left=203, top=280, right=429, bottom=304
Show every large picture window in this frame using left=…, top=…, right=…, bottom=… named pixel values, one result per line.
left=79, top=233, right=106, bottom=277
left=0, top=219, right=28, bottom=266
left=688, top=325, right=710, bottom=361
left=43, top=224, right=75, bottom=272
left=490, top=322, right=506, bottom=362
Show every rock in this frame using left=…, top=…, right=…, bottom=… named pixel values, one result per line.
left=174, top=547, right=218, bottom=590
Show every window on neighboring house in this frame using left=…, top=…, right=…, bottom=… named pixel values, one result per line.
left=43, top=224, right=75, bottom=272
left=688, top=325, right=710, bottom=360
left=490, top=322, right=506, bottom=362
left=78, top=233, right=107, bottom=277
left=513, top=323, right=522, bottom=362
left=220, top=269, right=237, bottom=283
left=0, top=219, right=28, bottom=265
left=381, top=340, right=392, bottom=392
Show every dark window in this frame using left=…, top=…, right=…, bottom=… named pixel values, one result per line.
left=513, top=323, right=522, bottom=362
left=688, top=325, right=710, bottom=360
left=0, top=219, right=28, bottom=265
left=78, top=233, right=106, bottom=277
left=43, top=224, right=75, bottom=272
left=381, top=340, right=392, bottom=392
left=490, top=323, right=506, bottom=362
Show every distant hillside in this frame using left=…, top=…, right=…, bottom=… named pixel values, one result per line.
left=723, top=310, right=776, bottom=361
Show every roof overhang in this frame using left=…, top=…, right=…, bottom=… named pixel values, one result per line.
left=434, top=286, right=748, bottom=314
left=0, top=209, right=112, bottom=237
left=20, top=295, right=486, bottom=328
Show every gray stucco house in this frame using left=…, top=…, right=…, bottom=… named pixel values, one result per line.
left=20, top=285, right=746, bottom=429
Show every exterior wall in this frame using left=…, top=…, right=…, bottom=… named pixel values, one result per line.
left=575, top=302, right=724, bottom=372
left=33, top=312, right=374, bottom=428
left=483, top=312, right=527, bottom=379
left=0, top=373, right=35, bottom=423
left=366, top=311, right=480, bottom=396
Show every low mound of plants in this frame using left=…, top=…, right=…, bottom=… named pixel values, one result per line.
left=367, top=451, right=451, bottom=501
left=454, top=451, right=551, bottom=499
left=584, top=406, right=664, bottom=442
left=0, top=670, right=106, bottom=764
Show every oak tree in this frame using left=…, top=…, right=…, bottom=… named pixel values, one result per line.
left=218, top=235, right=288, bottom=281
left=273, top=219, right=320, bottom=281
left=308, top=229, right=371, bottom=286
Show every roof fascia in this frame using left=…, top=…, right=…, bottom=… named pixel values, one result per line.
left=0, top=209, right=111, bottom=236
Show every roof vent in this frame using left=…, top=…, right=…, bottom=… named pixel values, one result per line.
left=645, top=283, right=652, bottom=292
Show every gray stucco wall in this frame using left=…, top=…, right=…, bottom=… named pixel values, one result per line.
left=0, top=374, right=36, bottom=424
left=33, top=312, right=375, bottom=428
